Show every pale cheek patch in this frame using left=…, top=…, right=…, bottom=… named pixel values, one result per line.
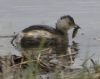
left=57, top=19, right=69, bottom=30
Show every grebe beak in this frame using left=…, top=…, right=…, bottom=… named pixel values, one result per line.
left=74, top=24, right=80, bottom=29
left=72, top=24, right=80, bottom=38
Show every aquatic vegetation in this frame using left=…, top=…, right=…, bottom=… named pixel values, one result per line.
left=0, top=49, right=100, bottom=79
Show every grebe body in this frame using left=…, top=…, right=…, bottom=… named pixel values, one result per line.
left=11, top=15, right=80, bottom=54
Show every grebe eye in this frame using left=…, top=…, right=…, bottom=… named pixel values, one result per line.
left=68, top=22, right=72, bottom=25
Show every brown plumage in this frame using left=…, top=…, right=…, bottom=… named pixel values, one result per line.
left=11, top=15, right=80, bottom=54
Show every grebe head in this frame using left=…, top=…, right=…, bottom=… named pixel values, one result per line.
left=56, top=15, right=80, bottom=33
